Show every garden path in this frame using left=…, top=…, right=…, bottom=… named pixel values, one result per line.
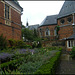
left=56, top=50, right=75, bottom=74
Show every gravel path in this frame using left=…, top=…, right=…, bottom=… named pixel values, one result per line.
left=56, top=50, right=75, bottom=74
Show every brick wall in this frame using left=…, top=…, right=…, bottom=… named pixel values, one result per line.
left=38, top=24, right=57, bottom=40
left=57, top=15, right=74, bottom=40
left=0, top=1, right=22, bottom=40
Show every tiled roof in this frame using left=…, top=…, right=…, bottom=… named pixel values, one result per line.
left=58, top=1, right=75, bottom=19
left=40, top=15, right=57, bottom=26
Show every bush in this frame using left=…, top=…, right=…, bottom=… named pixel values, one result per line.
left=16, top=40, right=26, bottom=48
left=8, top=39, right=32, bottom=49
left=34, top=51, right=61, bottom=74
left=70, top=46, right=75, bottom=58
left=8, top=39, right=16, bottom=48
left=0, top=34, right=7, bottom=50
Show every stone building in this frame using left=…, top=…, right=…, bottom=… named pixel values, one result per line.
left=0, top=0, right=23, bottom=40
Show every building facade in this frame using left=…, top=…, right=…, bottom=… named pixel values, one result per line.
left=38, top=15, right=57, bottom=40
left=38, top=1, right=75, bottom=51
left=0, top=0, right=23, bottom=40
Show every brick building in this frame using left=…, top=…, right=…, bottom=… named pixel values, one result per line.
left=0, top=0, right=23, bottom=40
left=38, top=15, right=57, bottom=40
left=38, top=1, right=75, bottom=51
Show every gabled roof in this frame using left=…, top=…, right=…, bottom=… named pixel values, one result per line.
left=28, top=24, right=39, bottom=30
left=40, top=15, right=57, bottom=26
left=58, top=1, right=75, bottom=19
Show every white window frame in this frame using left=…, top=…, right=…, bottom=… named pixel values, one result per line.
left=67, top=40, right=75, bottom=48
left=45, top=28, right=50, bottom=36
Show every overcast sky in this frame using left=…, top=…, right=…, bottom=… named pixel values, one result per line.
left=19, top=1, right=64, bottom=26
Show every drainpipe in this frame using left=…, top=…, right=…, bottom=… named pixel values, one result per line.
left=72, top=13, right=75, bottom=34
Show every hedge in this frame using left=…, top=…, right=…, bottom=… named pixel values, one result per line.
left=34, top=51, right=61, bottom=74
left=0, top=58, right=23, bottom=71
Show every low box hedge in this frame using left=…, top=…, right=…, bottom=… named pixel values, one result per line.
left=0, top=58, right=23, bottom=71
left=34, top=51, right=61, bottom=74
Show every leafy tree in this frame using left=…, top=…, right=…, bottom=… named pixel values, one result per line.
left=22, top=28, right=40, bottom=42
left=22, top=28, right=34, bottom=41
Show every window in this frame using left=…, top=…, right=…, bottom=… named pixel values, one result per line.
left=54, top=28, right=57, bottom=36
left=67, top=17, right=72, bottom=23
left=5, top=4, right=9, bottom=19
left=60, top=19, right=65, bottom=24
left=5, top=4, right=11, bottom=25
left=45, top=28, right=50, bottom=36
left=40, top=29, right=42, bottom=37
left=67, top=40, right=75, bottom=48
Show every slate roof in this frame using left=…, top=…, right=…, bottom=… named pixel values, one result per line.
left=14, top=1, right=23, bottom=12
left=66, top=33, right=75, bottom=40
left=40, top=15, right=57, bottom=26
left=28, top=24, right=39, bottom=30
left=58, top=1, right=75, bottom=19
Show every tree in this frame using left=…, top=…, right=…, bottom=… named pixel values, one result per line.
left=22, top=28, right=40, bottom=42
left=22, top=28, right=34, bottom=41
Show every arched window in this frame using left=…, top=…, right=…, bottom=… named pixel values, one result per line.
left=54, top=27, right=57, bottom=36
left=45, top=28, right=50, bottom=36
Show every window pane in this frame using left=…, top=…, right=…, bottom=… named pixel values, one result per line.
left=71, top=40, right=73, bottom=47
left=5, top=4, right=9, bottom=19
left=68, top=41, right=70, bottom=47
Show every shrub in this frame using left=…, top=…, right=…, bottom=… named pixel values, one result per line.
left=9, top=39, right=32, bottom=49
left=16, top=40, right=26, bottom=48
left=37, top=41, right=42, bottom=48
left=70, top=46, right=75, bottom=58
left=19, top=61, right=42, bottom=74
left=0, top=34, right=7, bottom=50
left=34, top=51, right=61, bottom=74
left=8, top=39, right=16, bottom=48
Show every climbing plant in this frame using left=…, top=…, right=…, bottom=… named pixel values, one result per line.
left=56, top=26, right=60, bottom=35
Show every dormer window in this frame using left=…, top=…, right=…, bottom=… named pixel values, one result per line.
left=67, top=17, right=72, bottom=23
left=60, top=19, right=65, bottom=24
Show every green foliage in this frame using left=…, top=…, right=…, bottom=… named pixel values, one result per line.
left=70, top=46, right=75, bottom=58
left=0, top=58, right=23, bottom=72
left=9, top=39, right=32, bottom=49
left=19, top=61, right=42, bottom=74
left=0, top=34, right=7, bottom=50
left=16, top=40, right=26, bottom=48
left=8, top=39, right=16, bottom=48
left=22, top=28, right=34, bottom=41
left=56, top=26, right=60, bottom=35
left=22, top=28, right=40, bottom=42
left=35, top=51, right=61, bottom=74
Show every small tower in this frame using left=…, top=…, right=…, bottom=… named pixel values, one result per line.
left=26, top=19, right=29, bottom=28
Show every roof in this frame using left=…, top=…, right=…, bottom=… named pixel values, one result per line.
left=28, top=24, right=39, bottom=30
left=14, top=1, right=23, bottom=12
left=58, top=1, right=75, bottom=19
left=66, top=33, right=75, bottom=40
left=40, top=15, right=57, bottom=26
